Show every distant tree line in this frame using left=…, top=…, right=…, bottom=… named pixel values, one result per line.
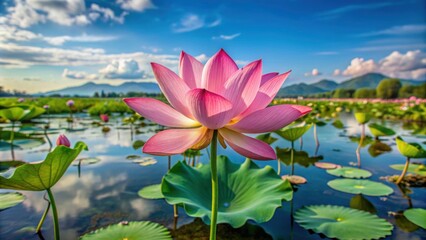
left=92, top=90, right=161, bottom=98
left=0, top=86, right=28, bottom=97
left=310, top=78, right=425, bottom=99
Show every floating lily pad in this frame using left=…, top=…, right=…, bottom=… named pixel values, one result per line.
left=327, top=179, right=393, bottom=196
left=395, top=212, right=419, bottom=232
left=256, top=133, right=277, bottom=145
left=404, top=208, right=426, bottom=229
left=368, top=123, right=395, bottom=137
left=0, top=192, right=25, bottom=210
left=0, top=142, right=87, bottom=191
left=294, top=205, right=393, bottom=240
left=314, top=162, right=341, bottom=169
left=133, top=157, right=157, bottom=166
left=349, top=194, right=376, bottom=214
left=80, top=221, right=172, bottom=240
left=332, top=119, right=344, bottom=129
left=368, top=141, right=392, bottom=157
left=281, top=175, right=307, bottom=185
left=126, top=155, right=141, bottom=160
left=327, top=167, right=372, bottom=179
left=13, top=138, right=45, bottom=150
left=390, top=164, right=426, bottom=176
left=162, top=156, right=293, bottom=227
left=132, top=140, right=145, bottom=150
left=396, top=136, right=426, bottom=158
left=275, top=124, right=312, bottom=142
left=138, top=184, right=163, bottom=199
left=276, top=148, right=323, bottom=167
left=354, top=112, right=371, bottom=124
left=72, top=157, right=101, bottom=166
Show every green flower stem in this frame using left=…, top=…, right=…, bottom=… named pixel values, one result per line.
left=36, top=201, right=50, bottom=233
left=209, top=130, right=218, bottom=240
left=277, top=159, right=281, bottom=175
left=291, top=141, right=294, bottom=176
left=47, top=188, right=60, bottom=240
left=396, top=157, right=410, bottom=185
left=356, top=124, right=365, bottom=167
left=10, top=121, right=15, bottom=160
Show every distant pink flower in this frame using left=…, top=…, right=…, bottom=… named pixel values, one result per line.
left=124, top=49, right=311, bottom=160
left=18, top=98, right=25, bottom=103
left=409, top=96, right=416, bottom=101
left=56, top=134, right=71, bottom=147
left=100, top=114, right=109, bottom=123
left=66, top=100, right=74, bottom=107
left=43, top=104, right=50, bottom=109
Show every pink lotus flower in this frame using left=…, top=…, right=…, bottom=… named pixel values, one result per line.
left=66, top=100, right=74, bottom=107
left=100, top=114, right=109, bottom=123
left=43, top=104, right=50, bottom=109
left=56, top=134, right=71, bottom=147
left=124, top=49, right=311, bottom=159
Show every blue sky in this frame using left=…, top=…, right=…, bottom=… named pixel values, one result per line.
left=0, top=0, right=425, bottom=93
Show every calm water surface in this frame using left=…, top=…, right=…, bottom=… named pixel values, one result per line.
left=0, top=112, right=425, bottom=239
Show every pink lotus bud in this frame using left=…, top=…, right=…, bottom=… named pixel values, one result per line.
left=100, top=114, right=109, bottom=123
left=43, top=104, right=50, bottom=109
left=409, top=96, right=416, bottom=102
left=56, top=134, right=71, bottom=147
left=66, top=100, right=75, bottom=107
left=18, top=98, right=25, bottom=103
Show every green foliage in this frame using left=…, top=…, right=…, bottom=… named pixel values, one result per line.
left=390, top=164, right=426, bottom=176
left=0, top=192, right=25, bottom=210
left=395, top=136, right=426, bottom=158
left=368, top=123, right=395, bottom=137
left=404, top=208, right=426, bottom=229
left=354, top=112, right=371, bottom=124
left=161, top=156, right=293, bottom=228
left=275, top=124, right=312, bottom=142
left=349, top=194, right=377, bottom=214
left=276, top=148, right=323, bottom=167
left=80, top=221, right=172, bottom=240
left=327, top=179, right=393, bottom=196
left=138, top=184, right=163, bottom=199
left=399, top=83, right=426, bottom=98
left=332, top=88, right=355, bottom=98
left=354, top=88, right=376, bottom=99
left=376, top=78, right=402, bottom=99
left=0, top=142, right=88, bottom=191
left=294, top=205, right=393, bottom=240
left=326, top=167, right=372, bottom=179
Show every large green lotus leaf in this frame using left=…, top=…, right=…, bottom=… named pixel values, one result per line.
left=0, top=192, right=25, bottom=210
left=368, top=141, right=392, bottom=157
left=328, top=179, right=393, bottom=196
left=138, top=184, right=163, bottom=199
left=368, top=123, right=395, bottom=137
left=256, top=133, right=277, bottom=145
left=275, top=124, right=312, bottom=142
left=404, top=208, right=426, bottom=229
left=294, top=205, right=393, bottom=240
left=354, top=112, right=371, bottom=124
left=395, top=212, right=419, bottom=232
left=327, top=167, right=372, bottom=179
left=390, top=164, right=426, bottom=176
left=276, top=147, right=323, bottom=167
left=349, top=194, right=376, bottom=214
left=0, top=107, right=27, bottom=121
left=161, top=156, right=293, bottom=228
left=19, top=106, right=45, bottom=121
left=396, top=136, right=426, bottom=158
left=80, top=221, right=172, bottom=240
left=0, top=142, right=88, bottom=191
left=332, top=119, right=345, bottom=129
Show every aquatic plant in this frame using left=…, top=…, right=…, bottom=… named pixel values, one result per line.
left=368, top=123, right=395, bottom=140
left=395, top=136, right=426, bottom=184
left=123, top=49, right=310, bottom=239
left=0, top=136, right=87, bottom=240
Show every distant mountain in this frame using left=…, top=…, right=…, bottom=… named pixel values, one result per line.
left=311, top=79, right=338, bottom=91
left=277, top=73, right=423, bottom=97
left=39, top=81, right=161, bottom=96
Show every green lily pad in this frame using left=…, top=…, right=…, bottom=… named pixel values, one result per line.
left=328, top=179, right=393, bottom=196
left=294, top=205, right=393, bottom=240
left=0, top=107, right=27, bottom=121
left=390, top=164, right=426, bottom=176
left=19, top=106, right=45, bottom=121
left=275, top=124, right=312, bottom=142
left=327, top=167, right=372, bottom=179
left=0, top=131, right=30, bottom=141
left=0, top=142, right=88, bottom=191
left=314, top=162, right=341, bottom=169
left=132, top=140, right=145, bottom=150
left=349, top=194, right=377, bottom=214
left=354, top=112, right=371, bottom=124
left=276, top=148, right=323, bottom=167
left=256, top=133, right=277, bottom=145
left=138, top=184, right=163, bottom=199
left=404, top=208, right=426, bottom=229
left=161, top=156, right=293, bottom=228
left=80, top=221, right=172, bottom=240
left=0, top=192, right=25, bottom=210
left=396, top=136, right=426, bottom=158
left=132, top=157, right=157, bottom=166
left=368, top=123, right=395, bottom=137
left=395, top=212, right=419, bottom=232
left=332, top=119, right=344, bottom=129
left=368, top=141, right=392, bottom=157
left=72, top=157, right=101, bottom=166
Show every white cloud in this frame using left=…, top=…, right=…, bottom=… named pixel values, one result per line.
left=333, top=69, right=341, bottom=76
left=212, top=33, right=241, bottom=40
left=90, top=4, right=128, bottom=24
left=358, top=24, right=426, bottom=37
left=99, top=59, right=144, bottom=79
left=117, top=0, right=155, bottom=12
left=43, top=34, right=118, bottom=46
left=62, top=68, right=98, bottom=80
left=142, top=45, right=162, bottom=53
left=0, top=24, right=41, bottom=42
left=194, top=53, right=208, bottom=63
left=25, top=0, right=89, bottom=26
left=305, top=68, right=321, bottom=76
left=172, top=14, right=221, bottom=33
left=343, top=50, right=426, bottom=79
left=6, top=0, right=46, bottom=28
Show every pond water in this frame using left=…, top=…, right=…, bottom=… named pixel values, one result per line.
left=0, top=112, right=425, bottom=240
